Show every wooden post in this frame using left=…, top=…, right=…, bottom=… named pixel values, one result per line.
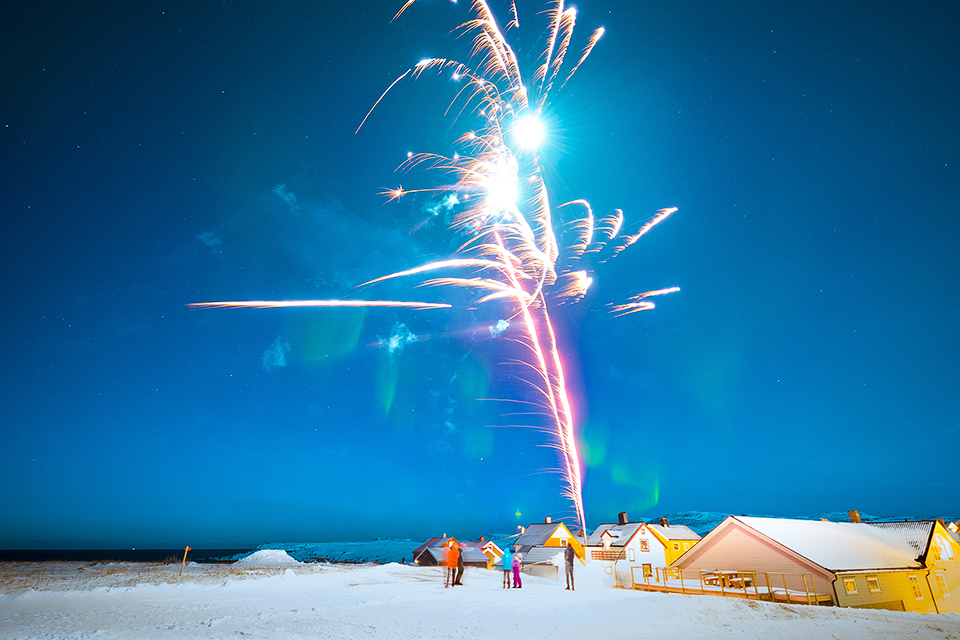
left=179, top=546, right=191, bottom=578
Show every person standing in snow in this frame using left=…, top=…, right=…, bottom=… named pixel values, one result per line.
left=512, top=550, right=523, bottom=588
left=564, top=544, right=576, bottom=590
left=501, top=547, right=513, bottom=588
left=444, top=544, right=458, bottom=587
left=454, top=545, right=465, bottom=586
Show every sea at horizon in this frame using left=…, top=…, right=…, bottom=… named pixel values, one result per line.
left=0, top=548, right=253, bottom=563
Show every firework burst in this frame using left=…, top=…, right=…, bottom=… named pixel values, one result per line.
left=192, top=0, right=677, bottom=536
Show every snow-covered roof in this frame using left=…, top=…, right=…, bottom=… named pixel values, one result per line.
left=948, top=525, right=960, bottom=545
left=648, top=523, right=701, bottom=541
left=586, top=523, right=643, bottom=547
left=519, top=546, right=565, bottom=567
left=461, top=540, right=503, bottom=556
left=736, top=516, right=923, bottom=571
left=460, top=547, right=492, bottom=564
left=866, top=521, right=933, bottom=559
left=425, top=546, right=490, bottom=565
left=424, top=547, right=450, bottom=564
left=516, top=523, right=565, bottom=547
left=411, top=537, right=457, bottom=557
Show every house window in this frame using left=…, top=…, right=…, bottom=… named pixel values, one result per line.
left=684, top=542, right=691, bottom=551
left=936, top=573, right=950, bottom=597
left=628, top=549, right=635, bottom=562
left=560, top=539, right=567, bottom=546
left=640, top=539, right=650, bottom=552
left=673, top=542, right=680, bottom=552
left=867, top=577, right=881, bottom=593
left=909, top=575, right=924, bottom=599
left=843, top=578, right=858, bottom=594
left=642, top=564, right=653, bottom=578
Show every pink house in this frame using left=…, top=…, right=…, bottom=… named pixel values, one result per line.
left=671, top=515, right=951, bottom=611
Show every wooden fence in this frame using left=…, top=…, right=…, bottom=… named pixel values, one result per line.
left=626, top=567, right=834, bottom=606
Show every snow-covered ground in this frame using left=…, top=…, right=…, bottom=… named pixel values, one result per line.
left=2, top=552, right=958, bottom=639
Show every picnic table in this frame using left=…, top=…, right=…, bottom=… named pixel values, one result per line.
left=701, top=570, right=755, bottom=589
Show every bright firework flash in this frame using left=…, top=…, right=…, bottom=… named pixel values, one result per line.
left=192, top=0, right=678, bottom=537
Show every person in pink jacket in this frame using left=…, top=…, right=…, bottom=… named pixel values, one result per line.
left=511, top=550, right=523, bottom=588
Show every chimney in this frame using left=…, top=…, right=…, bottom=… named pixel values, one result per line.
left=442, top=533, right=447, bottom=538
left=659, top=517, right=669, bottom=527
left=848, top=510, right=861, bottom=523
left=618, top=512, right=628, bottom=525
left=545, top=516, right=552, bottom=524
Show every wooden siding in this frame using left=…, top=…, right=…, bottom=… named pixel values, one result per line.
left=672, top=519, right=835, bottom=599
left=928, top=521, right=960, bottom=614
left=835, top=571, right=935, bottom=613
left=587, top=524, right=667, bottom=588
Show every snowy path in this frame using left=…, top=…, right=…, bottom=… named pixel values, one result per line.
left=2, top=561, right=958, bottom=639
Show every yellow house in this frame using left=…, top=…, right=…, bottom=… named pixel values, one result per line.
left=870, top=518, right=960, bottom=614
left=513, top=517, right=584, bottom=580
left=461, top=538, right=504, bottom=570
left=648, top=517, right=702, bottom=565
left=926, top=519, right=960, bottom=612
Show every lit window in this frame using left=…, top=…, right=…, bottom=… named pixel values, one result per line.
left=684, top=543, right=691, bottom=550
left=640, top=539, right=650, bottom=552
left=843, top=578, right=858, bottom=594
left=628, top=549, right=635, bottom=562
left=643, top=564, right=653, bottom=578
left=909, top=575, right=924, bottom=599
left=936, top=573, right=950, bottom=597
left=867, top=577, right=881, bottom=593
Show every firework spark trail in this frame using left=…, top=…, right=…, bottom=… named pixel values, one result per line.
left=193, top=1, right=678, bottom=536
left=189, top=300, right=452, bottom=310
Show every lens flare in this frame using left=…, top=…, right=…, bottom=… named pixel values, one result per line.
left=192, top=1, right=678, bottom=536
left=512, top=113, right=546, bottom=150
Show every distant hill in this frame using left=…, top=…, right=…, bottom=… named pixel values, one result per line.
left=217, top=539, right=419, bottom=564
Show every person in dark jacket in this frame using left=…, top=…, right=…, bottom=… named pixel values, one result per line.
left=454, top=545, right=465, bottom=585
left=564, top=544, right=576, bottom=590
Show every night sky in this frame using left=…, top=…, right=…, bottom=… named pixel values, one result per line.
left=3, top=0, right=958, bottom=549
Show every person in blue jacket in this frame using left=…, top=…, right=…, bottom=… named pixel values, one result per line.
left=501, top=547, right=513, bottom=588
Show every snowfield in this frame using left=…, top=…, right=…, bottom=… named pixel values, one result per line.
left=2, top=558, right=959, bottom=639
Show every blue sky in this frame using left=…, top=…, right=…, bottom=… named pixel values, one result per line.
left=2, top=0, right=958, bottom=548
